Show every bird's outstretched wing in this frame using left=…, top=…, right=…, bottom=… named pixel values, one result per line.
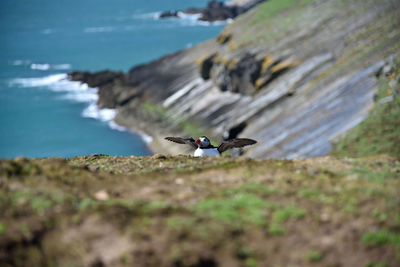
left=218, top=138, right=257, bottom=153
left=165, top=137, right=198, bottom=149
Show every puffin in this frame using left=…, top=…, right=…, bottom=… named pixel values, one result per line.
left=164, top=136, right=257, bottom=157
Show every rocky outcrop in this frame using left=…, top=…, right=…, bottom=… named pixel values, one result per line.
left=160, top=0, right=265, bottom=22
left=70, top=0, right=400, bottom=158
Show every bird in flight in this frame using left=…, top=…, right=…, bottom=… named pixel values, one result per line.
left=164, top=136, right=257, bottom=157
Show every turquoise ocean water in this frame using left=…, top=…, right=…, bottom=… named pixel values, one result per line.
left=0, top=0, right=225, bottom=158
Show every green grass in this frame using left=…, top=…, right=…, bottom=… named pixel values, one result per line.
left=31, top=196, right=53, bottom=212
left=193, top=193, right=269, bottom=227
left=332, top=56, right=400, bottom=157
left=306, top=250, right=324, bottom=262
left=371, top=209, right=388, bottom=223
left=362, top=229, right=400, bottom=254
left=250, top=0, right=314, bottom=25
left=267, top=223, right=286, bottom=235
left=365, top=262, right=389, bottom=267
left=193, top=185, right=306, bottom=233
left=333, top=94, right=400, bottom=157
left=350, top=167, right=396, bottom=183
left=222, top=182, right=281, bottom=196
left=77, top=197, right=97, bottom=211
left=0, top=222, right=6, bottom=234
left=167, top=216, right=195, bottom=230
left=272, top=205, right=307, bottom=223
left=142, top=102, right=166, bottom=115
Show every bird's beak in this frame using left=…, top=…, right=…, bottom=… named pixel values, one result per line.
left=195, top=138, right=200, bottom=145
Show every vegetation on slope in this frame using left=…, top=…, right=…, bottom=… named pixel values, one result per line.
left=332, top=54, right=400, bottom=158
left=0, top=154, right=399, bottom=266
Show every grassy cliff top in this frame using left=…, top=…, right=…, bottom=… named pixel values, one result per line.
left=1, top=154, right=399, bottom=266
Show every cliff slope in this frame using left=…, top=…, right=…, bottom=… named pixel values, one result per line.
left=70, top=0, right=400, bottom=158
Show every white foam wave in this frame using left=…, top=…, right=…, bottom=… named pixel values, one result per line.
left=10, top=71, right=153, bottom=142
left=10, top=60, right=71, bottom=71
left=30, top=63, right=71, bottom=71
left=82, top=103, right=116, bottom=121
left=139, top=132, right=153, bottom=143
left=133, top=11, right=161, bottom=20
left=62, top=89, right=98, bottom=103
left=177, top=11, right=202, bottom=21
left=109, top=121, right=127, bottom=132
left=132, top=10, right=229, bottom=27
left=12, top=60, right=31, bottom=66
left=175, top=12, right=230, bottom=27
left=9, top=73, right=129, bottom=133
left=31, top=63, right=50, bottom=70
left=84, top=26, right=114, bottom=33
left=10, top=74, right=68, bottom=87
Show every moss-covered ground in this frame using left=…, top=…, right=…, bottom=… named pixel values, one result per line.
left=1, top=153, right=399, bottom=266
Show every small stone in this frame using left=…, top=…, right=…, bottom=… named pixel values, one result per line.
left=151, top=154, right=166, bottom=160
left=347, top=174, right=358, bottom=180
left=320, top=236, right=335, bottom=247
left=308, top=168, right=319, bottom=176
left=8, top=182, right=24, bottom=191
left=88, top=165, right=100, bottom=172
left=94, top=190, right=109, bottom=201
left=389, top=79, right=395, bottom=88
left=379, top=95, right=393, bottom=104
left=175, top=178, right=184, bottom=185
left=382, top=65, right=393, bottom=76
left=320, top=213, right=330, bottom=222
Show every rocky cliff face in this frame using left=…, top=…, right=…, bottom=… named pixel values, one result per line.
left=70, top=0, right=400, bottom=158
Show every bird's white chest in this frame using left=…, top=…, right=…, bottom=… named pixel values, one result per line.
left=194, top=148, right=220, bottom=157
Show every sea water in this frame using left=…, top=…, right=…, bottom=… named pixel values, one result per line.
left=0, top=0, right=225, bottom=158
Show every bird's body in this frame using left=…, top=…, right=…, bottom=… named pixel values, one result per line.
left=164, top=136, right=257, bottom=157
left=194, top=147, right=220, bottom=157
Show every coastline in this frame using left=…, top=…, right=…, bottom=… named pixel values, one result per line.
left=69, top=0, right=400, bottom=159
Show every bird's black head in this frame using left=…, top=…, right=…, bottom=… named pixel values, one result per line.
left=195, top=136, right=210, bottom=148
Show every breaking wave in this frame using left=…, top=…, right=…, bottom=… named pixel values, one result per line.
left=11, top=60, right=71, bottom=71
left=9, top=74, right=131, bottom=134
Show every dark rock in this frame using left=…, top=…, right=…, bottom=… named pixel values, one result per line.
left=68, top=71, right=124, bottom=88
left=151, top=154, right=167, bottom=160
left=212, top=53, right=263, bottom=94
left=184, top=8, right=204, bottom=14
left=159, top=11, right=179, bottom=18
left=199, top=53, right=216, bottom=80
left=199, top=1, right=237, bottom=22
left=159, top=0, right=266, bottom=22
left=216, top=33, right=232, bottom=45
